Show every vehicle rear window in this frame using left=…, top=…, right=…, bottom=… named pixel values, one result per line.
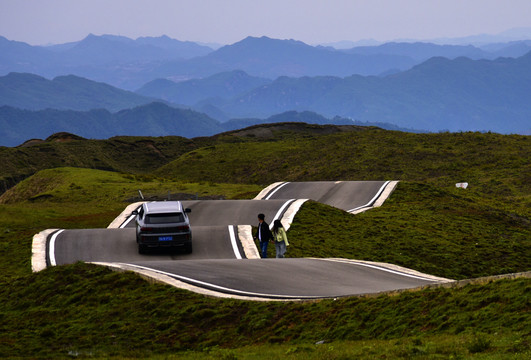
left=146, top=213, right=184, bottom=224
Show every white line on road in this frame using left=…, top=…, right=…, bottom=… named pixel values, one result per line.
left=265, top=182, right=290, bottom=200
left=108, top=202, right=144, bottom=229
left=254, top=182, right=286, bottom=200
left=228, top=225, right=242, bottom=259
left=32, top=229, right=59, bottom=272
left=271, top=199, right=296, bottom=227
left=119, top=214, right=136, bottom=228
left=48, top=229, right=64, bottom=266
left=347, top=180, right=390, bottom=213
left=116, top=262, right=322, bottom=299
left=319, top=258, right=449, bottom=282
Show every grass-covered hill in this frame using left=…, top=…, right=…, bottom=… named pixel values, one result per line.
left=156, top=126, right=530, bottom=212
left=0, top=124, right=529, bottom=359
left=0, top=132, right=196, bottom=192
left=0, top=123, right=366, bottom=192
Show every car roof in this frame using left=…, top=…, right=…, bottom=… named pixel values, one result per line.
left=143, top=201, right=184, bottom=214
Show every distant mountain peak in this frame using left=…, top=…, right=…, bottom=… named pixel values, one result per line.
left=238, top=35, right=308, bottom=46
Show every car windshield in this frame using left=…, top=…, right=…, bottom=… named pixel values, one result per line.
left=146, top=213, right=184, bottom=224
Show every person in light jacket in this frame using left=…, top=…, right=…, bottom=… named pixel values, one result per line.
left=272, top=219, right=289, bottom=258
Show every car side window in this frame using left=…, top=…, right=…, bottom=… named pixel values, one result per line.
left=139, top=206, right=144, bottom=220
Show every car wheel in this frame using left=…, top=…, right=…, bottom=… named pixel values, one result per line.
left=138, top=244, right=147, bottom=254
left=184, top=243, right=193, bottom=254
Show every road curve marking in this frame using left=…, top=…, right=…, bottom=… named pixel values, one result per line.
left=31, top=229, right=59, bottom=272
left=347, top=181, right=390, bottom=213
left=108, top=202, right=145, bottom=229
left=280, top=199, right=309, bottom=230
left=119, top=214, right=136, bottom=228
left=319, top=258, right=451, bottom=282
left=48, top=229, right=64, bottom=266
left=371, top=180, right=399, bottom=208
left=265, top=182, right=290, bottom=200
left=111, top=262, right=325, bottom=300
left=228, top=225, right=242, bottom=259
left=91, top=261, right=302, bottom=301
left=271, top=199, right=296, bottom=227
left=253, top=182, right=286, bottom=200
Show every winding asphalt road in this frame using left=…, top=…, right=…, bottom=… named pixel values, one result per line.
left=36, top=181, right=450, bottom=300
left=257, top=180, right=389, bottom=212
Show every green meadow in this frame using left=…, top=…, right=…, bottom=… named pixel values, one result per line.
left=0, top=124, right=529, bottom=358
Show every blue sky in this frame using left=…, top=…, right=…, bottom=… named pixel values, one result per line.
left=1, top=0, right=531, bottom=45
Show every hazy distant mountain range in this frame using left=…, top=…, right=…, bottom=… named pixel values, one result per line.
left=1, top=33, right=531, bottom=141
left=2, top=34, right=531, bottom=90
left=2, top=51, right=529, bottom=135
left=136, top=70, right=271, bottom=109
left=0, top=103, right=380, bottom=147
left=0, top=34, right=214, bottom=90
left=180, top=52, right=531, bottom=133
left=0, top=72, right=156, bottom=112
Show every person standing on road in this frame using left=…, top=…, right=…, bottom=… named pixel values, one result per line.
left=272, top=219, right=289, bottom=258
left=255, top=213, right=272, bottom=258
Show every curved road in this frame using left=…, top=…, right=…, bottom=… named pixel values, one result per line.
left=38, top=181, right=450, bottom=299
left=258, top=180, right=389, bottom=212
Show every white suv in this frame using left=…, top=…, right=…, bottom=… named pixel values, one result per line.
left=133, top=201, right=192, bottom=254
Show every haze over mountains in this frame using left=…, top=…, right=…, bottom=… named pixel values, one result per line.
left=2, top=34, right=531, bottom=89
left=0, top=72, right=156, bottom=112
left=0, top=103, right=365, bottom=147
left=1, top=32, right=530, bottom=144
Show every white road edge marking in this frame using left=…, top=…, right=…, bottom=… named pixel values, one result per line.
left=108, top=202, right=145, bottom=229
left=318, top=258, right=451, bottom=282
left=111, top=262, right=321, bottom=299
left=228, top=225, right=242, bottom=259
left=31, top=229, right=59, bottom=272
left=279, top=199, right=308, bottom=231
left=371, top=181, right=398, bottom=208
left=48, top=229, right=64, bottom=266
left=92, top=261, right=286, bottom=301
left=347, top=180, right=390, bottom=213
left=119, top=214, right=136, bottom=228
left=265, top=182, right=290, bottom=200
left=271, top=199, right=296, bottom=227
left=253, top=182, right=286, bottom=200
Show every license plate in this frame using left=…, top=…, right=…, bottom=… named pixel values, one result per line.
left=159, top=236, right=173, bottom=241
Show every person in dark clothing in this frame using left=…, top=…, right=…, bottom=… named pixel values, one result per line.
left=255, top=213, right=272, bottom=258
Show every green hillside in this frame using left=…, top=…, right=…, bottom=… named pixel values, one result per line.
left=0, top=125, right=529, bottom=359
left=156, top=128, right=530, bottom=214
left=0, top=133, right=197, bottom=192
left=0, top=123, right=365, bottom=192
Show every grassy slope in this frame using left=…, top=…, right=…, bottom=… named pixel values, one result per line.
left=155, top=128, right=530, bottom=279
left=0, top=134, right=198, bottom=192
left=1, top=263, right=529, bottom=358
left=0, top=123, right=363, bottom=192
left=288, top=184, right=530, bottom=279
left=156, top=129, right=530, bottom=212
left=0, top=127, right=530, bottom=359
